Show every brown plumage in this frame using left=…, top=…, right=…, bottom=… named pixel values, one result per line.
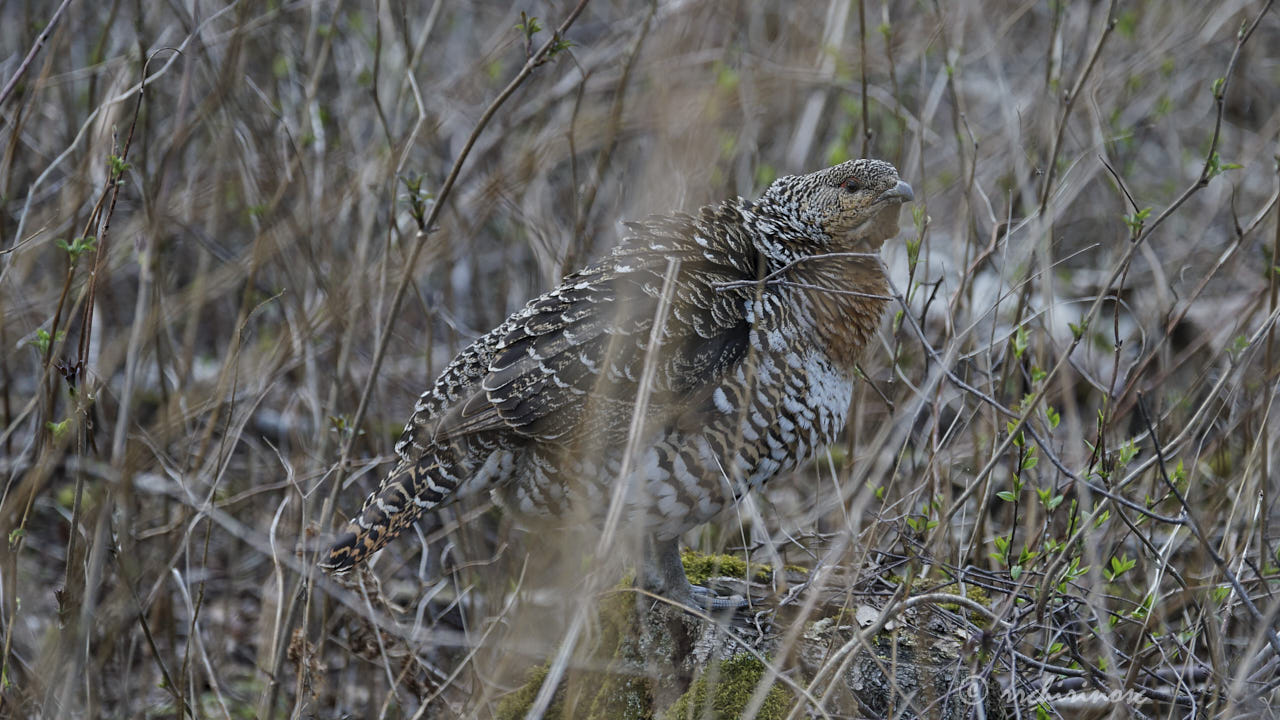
left=321, top=158, right=913, bottom=606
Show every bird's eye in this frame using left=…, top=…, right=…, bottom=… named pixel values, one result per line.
left=841, top=179, right=861, bottom=193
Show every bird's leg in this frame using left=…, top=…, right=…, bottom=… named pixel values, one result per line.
left=640, top=537, right=693, bottom=602
left=640, top=537, right=748, bottom=611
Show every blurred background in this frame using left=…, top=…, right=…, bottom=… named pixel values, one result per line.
left=1, top=0, right=1278, bottom=717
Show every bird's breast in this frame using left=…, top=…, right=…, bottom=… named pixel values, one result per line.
left=790, top=260, right=889, bottom=369
left=720, top=330, right=855, bottom=482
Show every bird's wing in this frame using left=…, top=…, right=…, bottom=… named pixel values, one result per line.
left=427, top=210, right=760, bottom=445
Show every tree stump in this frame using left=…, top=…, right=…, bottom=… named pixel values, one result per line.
left=493, top=555, right=996, bottom=719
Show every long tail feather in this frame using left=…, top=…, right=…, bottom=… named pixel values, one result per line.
left=319, top=457, right=452, bottom=573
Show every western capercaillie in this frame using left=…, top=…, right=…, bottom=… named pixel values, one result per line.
left=322, top=159, right=913, bottom=607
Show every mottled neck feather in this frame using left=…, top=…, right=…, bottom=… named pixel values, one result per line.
left=789, top=254, right=889, bottom=368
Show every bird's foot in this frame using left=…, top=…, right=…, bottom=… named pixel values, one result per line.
left=642, top=577, right=750, bottom=612
left=689, top=583, right=750, bottom=611
left=640, top=537, right=754, bottom=613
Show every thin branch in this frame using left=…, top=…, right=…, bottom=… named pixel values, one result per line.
left=326, top=0, right=593, bottom=533
left=0, top=0, right=75, bottom=108
left=712, top=250, right=884, bottom=292
left=1037, top=1, right=1117, bottom=213
left=1135, top=395, right=1280, bottom=660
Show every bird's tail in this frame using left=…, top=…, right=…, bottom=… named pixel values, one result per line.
left=319, top=456, right=454, bottom=573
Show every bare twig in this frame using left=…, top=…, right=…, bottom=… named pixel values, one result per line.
left=1135, top=395, right=1280, bottom=660
left=332, top=0, right=594, bottom=502
left=0, top=0, right=75, bottom=108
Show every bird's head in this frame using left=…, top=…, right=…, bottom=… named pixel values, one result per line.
left=752, top=158, right=914, bottom=257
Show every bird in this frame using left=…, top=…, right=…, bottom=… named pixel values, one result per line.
left=321, top=158, right=914, bottom=607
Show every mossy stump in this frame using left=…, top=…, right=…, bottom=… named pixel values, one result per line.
left=493, top=552, right=992, bottom=719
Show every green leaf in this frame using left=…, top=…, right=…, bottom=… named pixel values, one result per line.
left=1132, top=593, right=1154, bottom=619
left=1122, top=206, right=1151, bottom=234
left=1206, top=151, right=1242, bottom=180
left=1229, top=333, right=1250, bottom=358
left=1116, top=439, right=1139, bottom=467
left=45, top=418, right=70, bottom=440
left=548, top=36, right=573, bottom=57
left=515, top=11, right=542, bottom=38
left=108, top=154, right=130, bottom=180
left=32, top=328, right=52, bottom=355
left=1105, top=554, right=1136, bottom=580
left=56, top=235, right=98, bottom=262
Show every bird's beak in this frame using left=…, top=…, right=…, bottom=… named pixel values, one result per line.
left=880, top=180, right=914, bottom=203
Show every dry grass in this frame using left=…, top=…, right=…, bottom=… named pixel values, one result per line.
left=2, top=0, right=1279, bottom=717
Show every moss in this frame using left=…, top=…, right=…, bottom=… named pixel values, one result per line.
left=495, top=593, right=653, bottom=719
left=930, top=585, right=993, bottom=629
left=495, top=664, right=562, bottom=720
left=496, top=663, right=651, bottom=720
left=663, top=654, right=791, bottom=720
left=680, top=549, right=771, bottom=585
left=588, top=672, right=655, bottom=720
left=961, top=585, right=993, bottom=628
left=588, top=592, right=654, bottom=719
left=591, top=591, right=633, bottom=650
left=963, top=585, right=990, bottom=606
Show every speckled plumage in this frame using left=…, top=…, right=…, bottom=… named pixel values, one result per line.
left=322, top=159, right=913, bottom=600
